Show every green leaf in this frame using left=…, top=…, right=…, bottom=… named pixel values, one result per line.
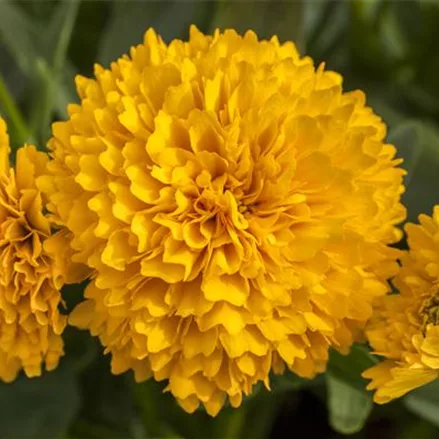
left=405, top=380, right=439, bottom=427
left=380, top=3, right=409, bottom=61
left=225, top=371, right=312, bottom=439
left=42, top=0, right=81, bottom=64
left=388, top=120, right=439, bottom=222
left=327, top=374, right=373, bottom=435
left=67, top=1, right=112, bottom=76
left=0, top=1, right=40, bottom=74
left=98, top=0, right=210, bottom=67
left=237, top=396, right=283, bottom=439
left=98, top=0, right=149, bottom=65
left=217, top=384, right=292, bottom=439
left=211, top=1, right=305, bottom=50
left=0, top=365, right=80, bottom=439
left=403, top=82, right=439, bottom=116
left=392, top=0, right=422, bottom=49
left=134, top=378, right=192, bottom=438
left=306, top=0, right=348, bottom=63
left=71, top=356, right=146, bottom=439
left=0, top=1, right=80, bottom=144
left=218, top=406, right=247, bottom=439
left=270, top=369, right=306, bottom=393
left=327, top=344, right=378, bottom=392
left=0, top=71, right=32, bottom=146
left=50, top=64, right=78, bottom=120
left=366, top=93, right=406, bottom=129
left=0, top=2, right=34, bottom=145
left=29, top=0, right=80, bottom=144
left=17, top=1, right=58, bottom=23
left=63, top=327, right=99, bottom=374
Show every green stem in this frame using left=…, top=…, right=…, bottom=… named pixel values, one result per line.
left=129, top=413, right=148, bottom=439
left=132, top=381, right=155, bottom=437
left=0, top=73, right=31, bottom=146
left=222, top=407, right=247, bottom=439
left=132, top=380, right=183, bottom=438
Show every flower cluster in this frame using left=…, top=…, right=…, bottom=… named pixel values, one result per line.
left=364, top=206, right=439, bottom=403
left=38, top=26, right=406, bottom=415
left=0, top=118, right=80, bottom=381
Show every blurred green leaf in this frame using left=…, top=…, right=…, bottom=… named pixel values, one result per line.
left=410, top=2, right=439, bottom=117
left=205, top=373, right=304, bottom=439
left=349, top=0, right=392, bottom=80
left=54, top=64, right=79, bottom=119
left=0, top=72, right=32, bottom=146
left=69, top=419, right=128, bottom=439
left=98, top=0, right=210, bottom=66
left=327, top=345, right=377, bottom=392
left=0, top=365, right=80, bottom=439
left=73, top=358, right=143, bottom=439
left=30, top=0, right=80, bottom=144
left=42, top=0, right=80, bottom=63
left=327, top=374, right=373, bottom=434
left=0, top=45, right=27, bottom=102
left=63, top=327, right=99, bottom=374
left=98, top=0, right=149, bottom=65
left=403, top=82, right=439, bottom=116
left=0, top=1, right=35, bottom=144
left=134, top=378, right=195, bottom=438
left=404, top=380, right=439, bottom=427
left=388, top=120, right=439, bottom=222
left=392, top=0, right=422, bottom=50
left=380, top=5, right=407, bottom=61
left=400, top=417, right=439, bottom=439
left=270, top=369, right=306, bottom=393
left=236, top=385, right=295, bottom=439
left=237, top=400, right=282, bottom=439
left=367, top=92, right=406, bottom=129
left=211, top=1, right=304, bottom=49
left=213, top=382, right=295, bottom=439
left=379, top=1, right=423, bottom=63
left=68, top=1, right=112, bottom=76
left=305, top=0, right=331, bottom=43
left=0, top=0, right=80, bottom=144
left=17, top=1, right=58, bottom=23
left=218, top=406, right=247, bottom=439
left=0, top=1, right=39, bottom=74
left=306, top=0, right=348, bottom=64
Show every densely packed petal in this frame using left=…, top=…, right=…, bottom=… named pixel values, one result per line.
left=41, top=26, right=406, bottom=415
left=364, top=206, right=439, bottom=403
left=0, top=117, right=83, bottom=381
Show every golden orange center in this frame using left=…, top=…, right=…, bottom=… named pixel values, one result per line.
left=420, top=289, right=439, bottom=333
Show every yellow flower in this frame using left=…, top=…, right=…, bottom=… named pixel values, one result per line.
left=364, top=206, right=439, bottom=403
left=0, top=117, right=84, bottom=381
left=41, top=26, right=405, bottom=415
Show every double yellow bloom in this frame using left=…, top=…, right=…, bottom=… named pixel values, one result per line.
left=0, top=119, right=83, bottom=380
left=364, top=207, right=439, bottom=402
left=0, top=25, right=434, bottom=414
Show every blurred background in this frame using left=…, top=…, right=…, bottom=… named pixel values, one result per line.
left=1, top=1, right=439, bottom=438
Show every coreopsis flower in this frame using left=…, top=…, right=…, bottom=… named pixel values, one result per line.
left=364, top=207, right=439, bottom=403
left=40, top=26, right=405, bottom=415
left=0, top=117, right=82, bottom=381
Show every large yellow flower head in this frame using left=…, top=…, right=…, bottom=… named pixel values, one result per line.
left=0, top=117, right=73, bottom=381
left=41, top=26, right=405, bottom=415
left=364, top=206, right=439, bottom=403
